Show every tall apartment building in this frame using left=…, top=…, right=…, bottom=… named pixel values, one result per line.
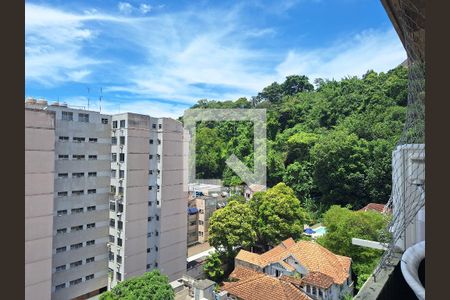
left=25, top=99, right=111, bottom=300
left=108, top=113, right=187, bottom=288
left=25, top=108, right=55, bottom=300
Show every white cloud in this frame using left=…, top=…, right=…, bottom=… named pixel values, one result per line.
left=276, top=29, right=407, bottom=81
left=118, top=2, right=133, bottom=14
left=139, top=4, right=152, bottom=14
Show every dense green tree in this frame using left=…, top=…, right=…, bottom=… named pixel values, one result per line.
left=208, top=200, right=257, bottom=260
left=203, top=252, right=225, bottom=282
left=282, top=75, right=314, bottom=95
left=317, top=205, right=390, bottom=290
left=99, top=270, right=174, bottom=300
left=283, top=161, right=316, bottom=200
left=253, top=183, right=309, bottom=248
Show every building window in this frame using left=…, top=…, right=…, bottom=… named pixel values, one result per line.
left=57, top=173, right=68, bottom=179
left=120, top=136, right=125, bottom=145
left=312, top=287, right=317, bottom=295
left=109, top=235, right=115, bottom=243
left=156, top=215, right=159, bottom=221
left=62, top=111, right=73, bottom=121
left=155, top=246, right=158, bottom=252
left=199, top=220, right=204, bottom=225
left=117, top=221, right=123, bottom=230
left=148, top=217, right=152, bottom=222
left=110, top=202, right=116, bottom=211
left=56, top=246, right=66, bottom=253
left=72, top=190, right=84, bottom=196
left=117, top=255, right=122, bottom=264
left=71, top=225, right=83, bottom=232
left=86, top=257, right=95, bottom=264
left=58, top=154, right=69, bottom=160
left=148, top=201, right=152, bottom=206
left=86, top=274, right=95, bottom=281
left=112, top=137, right=117, bottom=145
left=117, top=238, right=123, bottom=246
left=70, top=261, right=82, bottom=268
left=89, top=137, right=98, bottom=143
left=149, top=139, right=154, bottom=144
left=112, top=153, right=117, bottom=161
left=55, top=283, right=66, bottom=291
left=109, top=219, right=115, bottom=227
left=119, top=187, right=123, bottom=194
left=88, top=172, right=97, bottom=177
left=319, top=289, right=323, bottom=297
left=152, top=124, right=156, bottom=129
left=71, top=208, right=83, bottom=214
left=58, top=136, right=69, bottom=142
left=119, top=153, right=125, bottom=162
left=73, top=154, right=85, bottom=160
left=109, top=251, right=114, bottom=261
left=55, top=265, right=66, bottom=272
left=56, top=228, right=67, bottom=234
left=149, top=154, right=153, bottom=159
left=199, top=231, right=203, bottom=237
left=88, top=155, right=97, bottom=160
left=147, top=232, right=152, bottom=237
left=78, top=113, right=89, bottom=123
left=120, top=120, right=125, bottom=128
left=57, top=209, right=67, bottom=216
left=158, top=124, right=162, bottom=129
left=102, top=118, right=108, bottom=124
left=87, top=206, right=96, bottom=211
left=118, top=203, right=123, bottom=213
left=116, top=272, right=122, bottom=281
left=155, top=231, right=159, bottom=236
left=156, top=200, right=160, bottom=205
left=111, top=169, right=117, bottom=178
left=147, top=248, right=150, bottom=253
left=72, top=172, right=84, bottom=178
left=70, top=243, right=83, bottom=250
left=157, top=154, right=160, bottom=161
left=306, top=286, right=311, bottom=293
left=146, top=264, right=151, bottom=269
left=86, top=240, right=95, bottom=246
left=88, top=189, right=96, bottom=194
left=73, top=137, right=85, bottom=142
left=87, top=223, right=96, bottom=229
left=148, top=186, right=153, bottom=190
left=155, top=262, right=158, bottom=267
left=119, top=170, right=125, bottom=178
left=110, top=185, right=117, bottom=194
left=69, top=278, right=82, bottom=286
left=113, top=120, right=118, bottom=128
left=157, top=139, right=161, bottom=144
left=149, top=170, right=153, bottom=175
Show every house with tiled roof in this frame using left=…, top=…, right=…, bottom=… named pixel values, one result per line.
left=244, top=184, right=266, bottom=200
left=359, top=203, right=391, bottom=214
left=227, top=238, right=353, bottom=300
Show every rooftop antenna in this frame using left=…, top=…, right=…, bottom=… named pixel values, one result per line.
left=87, top=87, right=90, bottom=110
left=99, top=87, right=103, bottom=113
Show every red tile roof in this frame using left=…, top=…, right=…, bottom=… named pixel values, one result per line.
left=359, top=203, right=389, bottom=213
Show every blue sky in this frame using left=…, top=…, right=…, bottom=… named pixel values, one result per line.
left=25, top=0, right=406, bottom=118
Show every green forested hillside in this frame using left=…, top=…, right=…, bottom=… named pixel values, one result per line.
left=189, top=66, right=408, bottom=212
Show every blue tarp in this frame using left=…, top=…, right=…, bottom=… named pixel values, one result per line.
left=188, top=207, right=199, bottom=215
left=304, top=228, right=316, bottom=234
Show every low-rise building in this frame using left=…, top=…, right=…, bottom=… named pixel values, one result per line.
left=230, top=238, right=353, bottom=300
left=244, top=184, right=266, bottom=201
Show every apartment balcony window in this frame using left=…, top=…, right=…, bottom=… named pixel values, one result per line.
left=89, top=137, right=98, bottom=143
left=70, top=260, right=82, bottom=268
left=73, top=154, right=85, bottom=160
left=55, top=265, right=66, bottom=272
left=199, top=231, right=203, bottom=237
left=113, top=120, right=118, bottom=128
left=112, top=137, right=117, bottom=145
left=70, top=243, right=83, bottom=250
left=109, top=235, right=115, bottom=243
left=117, top=238, right=123, bottom=246
left=71, top=208, right=83, bottom=214
left=109, top=219, right=115, bottom=228
left=155, top=262, right=158, bottom=267
left=119, top=170, right=125, bottom=179
left=149, top=154, right=153, bottom=159
left=156, top=215, right=159, bottom=221
left=199, top=220, right=204, bottom=225
left=78, top=113, right=89, bottom=123
left=146, top=264, right=151, bottom=269
left=120, top=136, right=125, bottom=145
left=69, top=278, right=82, bottom=286
left=157, top=169, right=160, bottom=176
left=58, top=154, right=69, bottom=160
left=111, top=169, right=117, bottom=178
left=56, top=246, right=66, bottom=253
left=88, top=189, right=96, bottom=194
left=148, top=217, right=152, bottom=222
left=116, top=272, right=122, bottom=281
left=155, top=246, right=158, bottom=252
left=119, top=120, right=125, bottom=128
left=62, top=111, right=73, bottom=121
left=312, top=287, right=317, bottom=295
left=72, top=190, right=84, bottom=196
left=57, top=210, right=67, bottom=216
left=110, top=185, right=117, bottom=194
left=157, top=200, right=160, bottom=205
left=117, top=221, right=123, bottom=230
left=157, top=154, right=161, bottom=161
left=109, top=251, right=114, bottom=261
left=147, top=248, right=151, bottom=253
left=148, top=186, right=153, bottom=191
left=158, top=124, right=162, bottom=129
left=102, top=118, right=109, bottom=124
left=149, top=139, right=154, bottom=145
left=149, top=170, right=153, bottom=175
left=88, top=155, right=97, bottom=160
left=87, top=205, right=96, bottom=211
left=117, top=255, right=123, bottom=264
left=157, top=139, right=161, bottom=145
left=72, top=172, right=84, bottom=178
left=71, top=225, right=83, bottom=232
left=118, top=187, right=124, bottom=195
left=86, top=274, right=95, bottom=281
left=55, top=283, right=66, bottom=291
left=147, top=232, right=152, bottom=237
left=73, top=137, right=85, bottom=143
left=119, top=153, right=125, bottom=162
left=112, top=153, right=117, bottom=162
left=87, top=223, right=96, bottom=229
left=56, top=228, right=67, bottom=235
left=57, top=173, right=67, bottom=179
left=88, top=172, right=97, bottom=177
left=110, top=202, right=116, bottom=211
left=155, top=231, right=159, bottom=236
left=152, top=123, right=157, bottom=129
left=86, top=240, right=95, bottom=246
left=58, top=136, right=69, bottom=142
left=57, top=191, right=68, bottom=197
left=86, top=257, right=95, bottom=264
left=118, top=203, right=124, bottom=213
left=148, top=201, right=152, bottom=206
